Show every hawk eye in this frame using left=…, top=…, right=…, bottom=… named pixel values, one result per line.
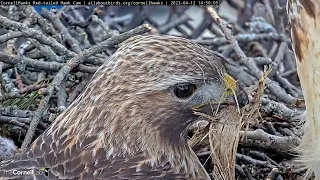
left=174, top=84, right=197, bottom=99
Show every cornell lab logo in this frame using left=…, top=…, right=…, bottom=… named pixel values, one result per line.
left=2, top=168, right=49, bottom=176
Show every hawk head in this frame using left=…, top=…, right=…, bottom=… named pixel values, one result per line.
left=48, top=34, right=249, bottom=163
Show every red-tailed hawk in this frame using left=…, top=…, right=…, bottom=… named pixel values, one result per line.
left=0, top=35, right=248, bottom=180
left=287, top=0, right=320, bottom=178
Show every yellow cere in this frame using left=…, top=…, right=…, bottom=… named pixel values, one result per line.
left=223, top=73, right=237, bottom=95
left=217, top=73, right=237, bottom=104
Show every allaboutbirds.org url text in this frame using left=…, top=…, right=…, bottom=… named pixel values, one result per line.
left=0, top=0, right=165, bottom=6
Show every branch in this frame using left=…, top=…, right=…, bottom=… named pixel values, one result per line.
left=206, top=6, right=297, bottom=105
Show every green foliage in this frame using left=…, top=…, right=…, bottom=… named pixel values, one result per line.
left=1, top=91, right=39, bottom=110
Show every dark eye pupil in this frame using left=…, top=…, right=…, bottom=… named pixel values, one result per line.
left=174, top=84, right=196, bottom=98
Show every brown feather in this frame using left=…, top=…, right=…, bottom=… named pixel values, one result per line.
left=0, top=35, right=234, bottom=180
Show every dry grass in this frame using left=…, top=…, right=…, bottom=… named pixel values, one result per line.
left=189, top=65, right=271, bottom=179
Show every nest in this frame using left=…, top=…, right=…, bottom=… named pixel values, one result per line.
left=0, top=2, right=306, bottom=179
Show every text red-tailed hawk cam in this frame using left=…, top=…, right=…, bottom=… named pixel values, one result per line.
left=0, top=35, right=248, bottom=180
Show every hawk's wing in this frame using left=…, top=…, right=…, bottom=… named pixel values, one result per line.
left=0, top=131, right=192, bottom=180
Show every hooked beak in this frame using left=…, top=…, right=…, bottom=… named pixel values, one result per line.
left=191, top=80, right=249, bottom=114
